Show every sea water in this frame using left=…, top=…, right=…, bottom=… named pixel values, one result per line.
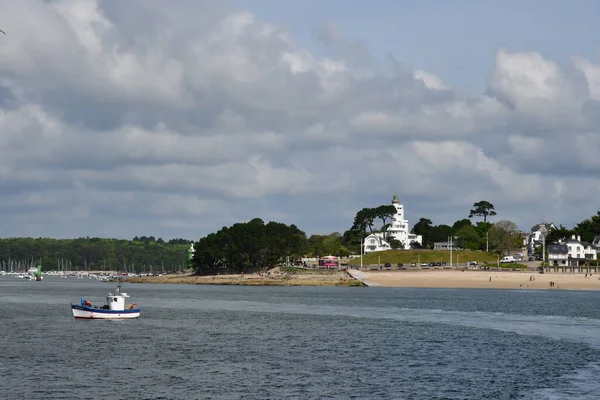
left=1, top=276, right=600, bottom=399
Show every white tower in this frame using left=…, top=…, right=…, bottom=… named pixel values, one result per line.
left=391, top=194, right=404, bottom=220
left=385, top=194, right=422, bottom=249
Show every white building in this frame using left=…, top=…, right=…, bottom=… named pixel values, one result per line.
left=527, top=222, right=556, bottom=255
left=548, top=234, right=598, bottom=267
left=363, top=194, right=423, bottom=253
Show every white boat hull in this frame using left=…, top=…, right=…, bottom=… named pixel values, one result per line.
left=71, top=306, right=140, bottom=319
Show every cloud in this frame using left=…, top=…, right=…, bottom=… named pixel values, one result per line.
left=488, top=48, right=592, bottom=134
left=312, top=21, right=372, bottom=69
left=0, top=0, right=599, bottom=240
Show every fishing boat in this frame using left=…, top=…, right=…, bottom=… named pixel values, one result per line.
left=71, top=280, right=141, bottom=319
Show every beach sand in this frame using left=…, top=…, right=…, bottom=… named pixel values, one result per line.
left=356, top=269, right=600, bottom=290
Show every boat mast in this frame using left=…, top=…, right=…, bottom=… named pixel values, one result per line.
left=116, top=276, right=122, bottom=294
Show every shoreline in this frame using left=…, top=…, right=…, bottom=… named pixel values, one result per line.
left=354, top=270, right=600, bottom=290
left=125, top=269, right=600, bottom=290
left=124, top=269, right=363, bottom=287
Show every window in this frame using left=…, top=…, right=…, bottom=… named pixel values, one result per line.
left=369, top=239, right=375, bottom=244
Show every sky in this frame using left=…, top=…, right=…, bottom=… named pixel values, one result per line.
left=0, top=0, right=599, bottom=240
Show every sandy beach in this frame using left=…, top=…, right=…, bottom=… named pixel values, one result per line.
left=356, top=269, right=600, bottom=290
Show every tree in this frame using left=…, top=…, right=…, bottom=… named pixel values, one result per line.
left=307, top=232, right=345, bottom=256
left=0, top=237, right=192, bottom=273
left=488, top=220, right=521, bottom=255
left=469, top=201, right=497, bottom=223
left=452, top=218, right=472, bottom=232
left=410, top=241, right=423, bottom=249
left=454, top=225, right=481, bottom=250
left=351, top=208, right=377, bottom=233
left=192, top=218, right=308, bottom=274
left=574, top=210, right=600, bottom=243
left=544, top=225, right=574, bottom=245
left=374, top=205, right=397, bottom=230
left=341, top=229, right=362, bottom=254
left=412, top=218, right=433, bottom=248
left=430, top=224, right=453, bottom=245
left=473, top=222, right=492, bottom=251
left=388, top=238, right=403, bottom=250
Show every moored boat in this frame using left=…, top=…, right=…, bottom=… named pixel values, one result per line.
left=71, top=281, right=140, bottom=319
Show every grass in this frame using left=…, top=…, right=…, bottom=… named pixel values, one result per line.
left=352, top=250, right=500, bottom=265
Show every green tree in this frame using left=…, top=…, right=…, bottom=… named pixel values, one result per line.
left=374, top=205, right=397, bottom=230
left=469, top=201, right=497, bottom=223
left=474, top=222, right=492, bottom=251
left=307, top=232, right=344, bottom=256
left=192, top=218, right=308, bottom=274
left=412, top=218, right=433, bottom=248
left=351, top=208, right=377, bottom=233
left=488, top=220, right=521, bottom=255
left=192, top=233, right=226, bottom=269
left=574, top=211, right=600, bottom=243
left=409, top=240, right=423, bottom=249
left=544, top=225, right=574, bottom=245
left=430, top=224, right=454, bottom=245
left=388, top=238, right=403, bottom=250
left=454, top=225, right=481, bottom=250
left=0, top=237, right=191, bottom=273
left=341, top=229, right=362, bottom=254
left=452, top=218, right=472, bottom=232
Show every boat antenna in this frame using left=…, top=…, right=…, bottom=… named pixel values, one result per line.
left=116, top=276, right=122, bottom=294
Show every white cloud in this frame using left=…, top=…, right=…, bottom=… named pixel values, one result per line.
left=413, top=70, right=451, bottom=91
left=573, top=55, right=600, bottom=101
left=0, top=1, right=599, bottom=239
left=489, top=48, right=587, bottom=129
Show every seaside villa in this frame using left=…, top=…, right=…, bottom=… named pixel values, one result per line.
left=547, top=234, right=598, bottom=269
left=363, top=195, right=423, bottom=253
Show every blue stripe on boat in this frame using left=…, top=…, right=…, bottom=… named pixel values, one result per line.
left=71, top=305, right=140, bottom=313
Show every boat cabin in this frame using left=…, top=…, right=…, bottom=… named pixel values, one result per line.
left=104, top=283, right=131, bottom=311
left=106, top=292, right=129, bottom=310
left=81, top=283, right=134, bottom=311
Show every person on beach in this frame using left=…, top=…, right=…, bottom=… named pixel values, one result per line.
left=489, top=276, right=491, bottom=282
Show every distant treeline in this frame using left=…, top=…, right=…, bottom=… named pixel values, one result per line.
left=0, top=237, right=193, bottom=272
